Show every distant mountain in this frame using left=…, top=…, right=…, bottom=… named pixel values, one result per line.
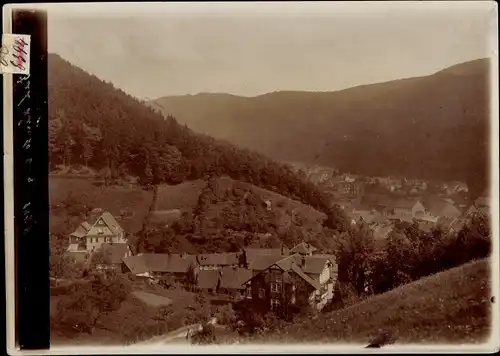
left=151, top=58, right=491, bottom=199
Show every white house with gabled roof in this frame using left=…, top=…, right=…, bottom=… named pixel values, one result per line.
left=67, top=209, right=127, bottom=253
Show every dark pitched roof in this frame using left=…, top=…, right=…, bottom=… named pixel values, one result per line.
left=122, top=255, right=150, bottom=274
left=100, top=243, right=130, bottom=264
left=122, top=253, right=197, bottom=274
left=248, top=254, right=285, bottom=271
left=474, top=196, right=490, bottom=208
left=70, top=223, right=89, bottom=238
left=291, top=263, right=321, bottom=290
left=99, top=212, right=124, bottom=234
left=244, top=248, right=286, bottom=270
left=244, top=254, right=324, bottom=290
left=196, top=270, right=220, bottom=290
left=81, top=221, right=92, bottom=231
left=293, top=255, right=334, bottom=275
left=361, top=193, right=395, bottom=208
left=219, top=267, right=253, bottom=290
left=197, top=253, right=239, bottom=266
left=290, top=241, right=318, bottom=255
left=393, top=199, right=419, bottom=210
left=274, top=254, right=299, bottom=271
left=422, top=197, right=461, bottom=217
left=388, top=212, right=414, bottom=223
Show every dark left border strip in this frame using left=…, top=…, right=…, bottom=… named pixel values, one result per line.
left=12, top=8, right=50, bottom=350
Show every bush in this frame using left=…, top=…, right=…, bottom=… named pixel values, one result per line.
left=191, top=324, right=216, bottom=345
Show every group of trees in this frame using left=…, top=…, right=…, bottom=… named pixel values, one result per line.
left=334, top=214, right=491, bottom=304
left=135, top=177, right=341, bottom=255
left=53, top=271, right=132, bottom=334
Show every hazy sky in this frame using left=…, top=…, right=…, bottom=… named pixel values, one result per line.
left=44, top=2, right=497, bottom=100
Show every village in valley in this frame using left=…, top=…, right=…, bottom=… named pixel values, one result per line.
left=46, top=2, right=494, bottom=349
left=52, top=165, right=491, bottom=344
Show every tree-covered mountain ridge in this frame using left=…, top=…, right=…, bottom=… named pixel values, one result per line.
left=48, top=53, right=334, bottom=217
left=151, top=58, right=491, bottom=198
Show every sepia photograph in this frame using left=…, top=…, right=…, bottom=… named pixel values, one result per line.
left=3, top=1, right=499, bottom=354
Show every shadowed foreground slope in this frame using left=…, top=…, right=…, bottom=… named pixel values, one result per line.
left=249, top=258, right=492, bottom=345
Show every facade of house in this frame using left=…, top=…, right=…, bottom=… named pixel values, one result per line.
left=241, top=251, right=337, bottom=315
left=68, top=210, right=127, bottom=253
left=66, top=210, right=128, bottom=269
left=85, top=212, right=127, bottom=252
left=334, top=181, right=364, bottom=198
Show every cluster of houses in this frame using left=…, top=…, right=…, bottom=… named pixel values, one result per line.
left=340, top=192, right=491, bottom=239
left=66, top=209, right=338, bottom=313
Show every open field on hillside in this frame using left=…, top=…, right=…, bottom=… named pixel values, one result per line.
left=243, top=259, right=492, bottom=345
left=50, top=176, right=154, bottom=234
left=154, top=180, right=207, bottom=212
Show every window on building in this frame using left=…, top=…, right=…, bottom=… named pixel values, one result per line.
left=270, top=298, right=280, bottom=309
left=246, top=286, right=252, bottom=299
left=97, top=227, right=104, bottom=235
left=258, top=288, right=266, bottom=299
left=290, top=294, right=296, bottom=304
left=270, top=283, right=277, bottom=293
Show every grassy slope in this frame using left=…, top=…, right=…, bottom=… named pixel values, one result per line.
left=50, top=176, right=154, bottom=234
left=154, top=180, right=206, bottom=212
left=250, top=258, right=492, bottom=345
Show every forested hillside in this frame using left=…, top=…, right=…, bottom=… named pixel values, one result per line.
left=152, top=58, right=491, bottom=199
left=47, top=54, right=335, bottom=217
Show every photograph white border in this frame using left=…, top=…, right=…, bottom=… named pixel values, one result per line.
left=3, top=1, right=499, bottom=354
